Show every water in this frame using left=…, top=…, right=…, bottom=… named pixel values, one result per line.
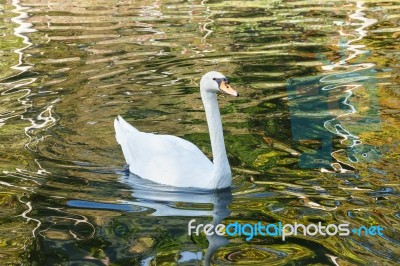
left=0, top=0, right=399, bottom=264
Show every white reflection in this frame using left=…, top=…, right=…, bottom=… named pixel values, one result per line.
left=120, top=173, right=232, bottom=265
left=321, top=1, right=379, bottom=172
left=11, top=0, right=35, bottom=72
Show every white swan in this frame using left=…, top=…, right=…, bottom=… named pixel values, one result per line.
left=114, top=71, right=238, bottom=190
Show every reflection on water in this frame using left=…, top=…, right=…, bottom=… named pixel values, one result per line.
left=121, top=174, right=232, bottom=217
left=0, top=0, right=399, bottom=264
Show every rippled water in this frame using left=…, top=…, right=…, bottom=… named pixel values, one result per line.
left=0, top=0, right=399, bottom=264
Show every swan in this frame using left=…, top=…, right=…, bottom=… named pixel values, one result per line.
left=114, top=71, right=238, bottom=190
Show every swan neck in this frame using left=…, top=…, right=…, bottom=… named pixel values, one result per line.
left=201, top=90, right=231, bottom=185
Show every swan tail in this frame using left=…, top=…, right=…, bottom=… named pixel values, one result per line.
left=114, top=116, right=139, bottom=166
left=114, top=117, right=123, bottom=145
left=114, top=115, right=139, bottom=144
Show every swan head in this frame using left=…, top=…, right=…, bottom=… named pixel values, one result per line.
left=200, top=71, right=239, bottom=97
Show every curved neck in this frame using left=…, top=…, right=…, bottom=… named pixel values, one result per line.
left=201, top=90, right=231, bottom=183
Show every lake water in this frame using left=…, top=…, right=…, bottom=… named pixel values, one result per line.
left=0, top=0, right=399, bottom=265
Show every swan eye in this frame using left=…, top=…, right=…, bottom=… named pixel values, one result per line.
left=213, top=78, right=221, bottom=87
left=213, top=77, right=229, bottom=86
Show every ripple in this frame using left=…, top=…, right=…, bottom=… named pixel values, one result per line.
left=67, top=199, right=148, bottom=213
left=213, top=244, right=313, bottom=265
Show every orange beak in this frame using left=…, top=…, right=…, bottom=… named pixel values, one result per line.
left=220, top=81, right=239, bottom=97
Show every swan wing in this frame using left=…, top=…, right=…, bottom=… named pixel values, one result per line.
left=114, top=116, right=214, bottom=188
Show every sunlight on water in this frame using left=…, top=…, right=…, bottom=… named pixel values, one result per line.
left=0, top=0, right=399, bottom=264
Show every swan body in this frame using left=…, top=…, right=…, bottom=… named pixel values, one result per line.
left=114, top=71, right=238, bottom=190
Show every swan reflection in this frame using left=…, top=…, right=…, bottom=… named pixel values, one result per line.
left=121, top=173, right=232, bottom=265
left=67, top=172, right=232, bottom=264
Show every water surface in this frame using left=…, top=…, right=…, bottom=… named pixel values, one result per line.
left=0, top=0, right=399, bottom=264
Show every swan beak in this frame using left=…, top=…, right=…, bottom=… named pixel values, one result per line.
left=220, top=81, right=239, bottom=97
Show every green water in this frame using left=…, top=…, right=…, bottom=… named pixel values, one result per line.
left=0, top=0, right=399, bottom=265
